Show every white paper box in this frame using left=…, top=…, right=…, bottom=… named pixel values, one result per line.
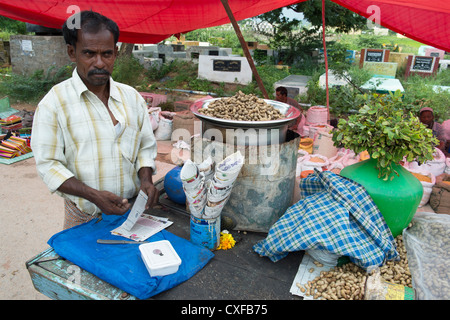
left=139, top=240, right=182, bottom=277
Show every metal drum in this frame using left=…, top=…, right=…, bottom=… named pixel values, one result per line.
left=190, top=97, right=301, bottom=232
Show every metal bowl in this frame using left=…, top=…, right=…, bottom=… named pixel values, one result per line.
left=190, top=98, right=300, bottom=129
left=190, top=98, right=301, bottom=145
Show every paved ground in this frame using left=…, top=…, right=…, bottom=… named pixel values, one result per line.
left=0, top=140, right=180, bottom=300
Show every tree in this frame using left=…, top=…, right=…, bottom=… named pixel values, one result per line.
left=254, top=1, right=366, bottom=65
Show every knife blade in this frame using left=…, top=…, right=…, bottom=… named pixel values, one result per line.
left=97, top=239, right=149, bottom=244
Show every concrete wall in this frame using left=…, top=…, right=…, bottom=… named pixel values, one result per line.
left=10, top=35, right=72, bottom=76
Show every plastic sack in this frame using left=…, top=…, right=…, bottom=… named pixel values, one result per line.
left=148, top=107, right=161, bottom=131
left=446, top=157, right=450, bottom=174
left=48, top=212, right=214, bottom=300
left=154, top=111, right=175, bottom=141
left=429, top=174, right=450, bottom=214
left=328, top=149, right=349, bottom=166
left=312, top=130, right=338, bottom=158
left=299, top=138, right=314, bottom=154
left=407, top=169, right=436, bottom=207
left=300, top=154, right=329, bottom=172
left=306, top=106, right=328, bottom=125
left=408, top=148, right=446, bottom=177
left=403, top=211, right=450, bottom=300
left=342, top=150, right=360, bottom=167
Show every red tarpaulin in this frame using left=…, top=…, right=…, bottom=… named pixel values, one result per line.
left=0, top=0, right=300, bottom=44
left=333, top=0, right=450, bottom=52
left=0, top=1, right=449, bottom=51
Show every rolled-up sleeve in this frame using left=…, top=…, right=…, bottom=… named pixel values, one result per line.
left=31, top=100, right=74, bottom=193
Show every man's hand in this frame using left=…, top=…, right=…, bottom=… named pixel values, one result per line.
left=91, top=190, right=131, bottom=215
left=138, top=167, right=159, bottom=210
left=57, top=177, right=130, bottom=215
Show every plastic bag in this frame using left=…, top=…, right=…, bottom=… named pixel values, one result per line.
left=403, top=212, right=450, bottom=300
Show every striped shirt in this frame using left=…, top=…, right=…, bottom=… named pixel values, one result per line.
left=31, top=68, right=157, bottom=215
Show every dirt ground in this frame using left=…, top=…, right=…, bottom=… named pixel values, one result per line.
left=0, top=104, right=184, bottom=299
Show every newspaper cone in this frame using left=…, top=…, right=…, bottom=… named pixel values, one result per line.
left=204, top=151, right=244, bottom=218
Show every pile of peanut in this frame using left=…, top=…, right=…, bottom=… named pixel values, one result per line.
left=198, top=91, right=283, bottom=121
left=297, top=235, right=412, bottom=300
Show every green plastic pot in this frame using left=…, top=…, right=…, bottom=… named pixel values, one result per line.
left=340, top=157, right=423, bottom=237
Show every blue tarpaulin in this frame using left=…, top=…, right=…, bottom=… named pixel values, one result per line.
left=48, top=212, right=214, bottom=299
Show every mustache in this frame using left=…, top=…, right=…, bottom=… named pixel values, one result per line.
left=88, top=69, right=110, bottom=77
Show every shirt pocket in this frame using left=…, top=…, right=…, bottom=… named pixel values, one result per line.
left=118, top=125, right=141, bottom=164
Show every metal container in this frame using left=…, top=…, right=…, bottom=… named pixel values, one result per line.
left=191, top=131, right=301, bottom=232
left=190, top=98, right=300, bottom=146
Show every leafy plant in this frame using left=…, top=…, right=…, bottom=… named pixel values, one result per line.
left=0, top=64, right=73, bottom=103
left=332, top=90, right=438, bottom=180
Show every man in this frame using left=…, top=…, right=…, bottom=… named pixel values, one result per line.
left=418, top=107, right=446, bottom=153
left=275, top=86, right=303, bottom=131
left=31, top=11, right=158, bottom=229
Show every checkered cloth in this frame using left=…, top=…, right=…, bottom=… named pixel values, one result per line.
left=253, top=170, right=399, bottom=269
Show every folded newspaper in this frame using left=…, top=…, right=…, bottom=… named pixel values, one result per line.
left=180, top=151, right=244, bottom=219
left=111, top=190, right=173, bottom=241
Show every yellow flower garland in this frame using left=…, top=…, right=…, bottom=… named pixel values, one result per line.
left=217, top=230, right=235, bottom=250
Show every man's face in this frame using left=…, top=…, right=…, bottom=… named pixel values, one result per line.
left=275, top=91, right=287, bottom=103
left=419, top=111, right=434, bottom=126
left=67, top=27, right=118, bottom=89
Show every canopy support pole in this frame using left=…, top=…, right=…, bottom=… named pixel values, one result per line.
left=322, top=0, right=330, bottom=123
left=220, top=0, right=269, bottom=99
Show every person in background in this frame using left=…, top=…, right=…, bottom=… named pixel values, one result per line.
left=31, top=11, right=158, bottom=229
left=275, top=86, right=303, bottom=131
left=418, top=107, right=447, bottom=153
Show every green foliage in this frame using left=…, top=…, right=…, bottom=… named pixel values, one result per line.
left=332, top=90, right=438, bottom=180
left=0, top=16, right=27, bottom=40
left=400, top=73, right=450, bottom=122
left=111, top=55, right=146, bottom=87
left=0, top=64, right=73, bottom=103
left=304, top=65, right=373, bottom=115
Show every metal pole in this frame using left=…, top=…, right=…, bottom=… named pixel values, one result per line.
left=220, top=0, right=269, bottom=99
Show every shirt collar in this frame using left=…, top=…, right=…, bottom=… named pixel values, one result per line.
left=72, top=67, right=121, bottom=102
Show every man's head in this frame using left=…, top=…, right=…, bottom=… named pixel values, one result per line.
left=62, top=11, right=120, bottom=89
left=419, top=107, right=435, bottom=127
left=275, top=86, right=288, bottom=103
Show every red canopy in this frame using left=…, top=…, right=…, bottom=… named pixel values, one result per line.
left=333, top=0, right=450, bottom=52
left=0, top=0, right=300, bottom=44
left=0, top=1, right=449, bottom=50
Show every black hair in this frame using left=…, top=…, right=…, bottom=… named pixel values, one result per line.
left=62, top=10, right=119, bottom=48
left=276, top=86, right=288, bottom=96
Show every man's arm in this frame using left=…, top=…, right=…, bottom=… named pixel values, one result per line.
left=57, top=177, right=130, bottom=215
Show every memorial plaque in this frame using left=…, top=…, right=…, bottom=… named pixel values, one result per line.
left=209, top=50, right=219, bottom=56
left=363, top=62, right=398, bottom=78
left=405, top=55, right=440, bottom=78
left=359, top=49, right=390, bottom=68
left=213, top=59, right=241, bottom=72
left=191, top=52, right=199, bottom=59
